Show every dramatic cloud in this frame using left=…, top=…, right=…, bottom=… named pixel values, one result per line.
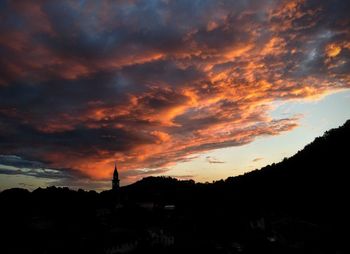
left=0, top=0, right=349, bottom=186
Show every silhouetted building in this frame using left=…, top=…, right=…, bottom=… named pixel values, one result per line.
left=112, top=162, right=120, bottom=191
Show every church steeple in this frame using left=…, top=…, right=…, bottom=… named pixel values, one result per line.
left=112, top=161, right=120, bottom=191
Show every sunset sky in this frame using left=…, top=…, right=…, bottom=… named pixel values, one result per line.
left=0, top=0, right=349, bottom=191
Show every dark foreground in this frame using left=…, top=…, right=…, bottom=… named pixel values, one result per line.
left=1, top=120, right=349, bottom=254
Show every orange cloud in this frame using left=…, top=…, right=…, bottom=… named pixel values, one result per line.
left=325, top=43, right=342, bottom=58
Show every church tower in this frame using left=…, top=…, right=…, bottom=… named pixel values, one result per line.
left=112, top=161, right=120, bottom=191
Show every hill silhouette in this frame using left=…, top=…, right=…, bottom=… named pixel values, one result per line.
left=1, top=120, right=349, bottom=253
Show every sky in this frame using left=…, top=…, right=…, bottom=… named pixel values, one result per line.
left=0, top=0, right=349, bottom=191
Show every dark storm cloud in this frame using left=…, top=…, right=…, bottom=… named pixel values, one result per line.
left=0, top=111, right=154, bottom=161
left=119, top=59, right=206, bottom=88
left=0, top=0, right=349, bottom=185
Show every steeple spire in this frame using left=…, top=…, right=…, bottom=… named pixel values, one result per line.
left=114, top=161, right=118, bottom=175
left=112, top=161, right=120, bottom=191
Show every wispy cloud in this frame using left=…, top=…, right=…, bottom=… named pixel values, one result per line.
left=0, top=155, right=88, bottom=180
left=206, top=156, right=226, bottom=164
left=252, top=157, right=264, bottom=162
